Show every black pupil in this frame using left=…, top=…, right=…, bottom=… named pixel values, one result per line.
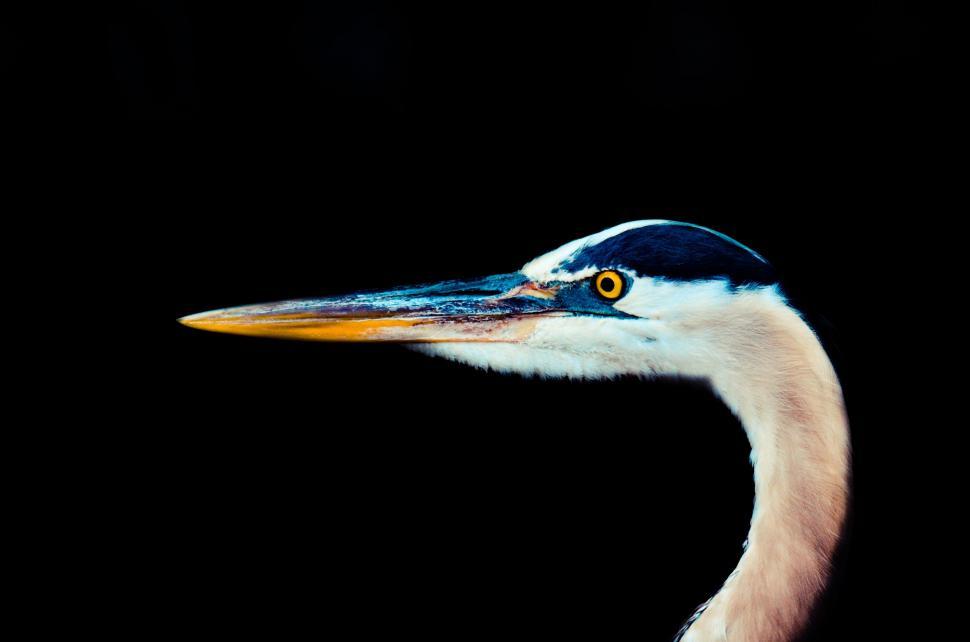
left=600, top=276, right=616, bottom=292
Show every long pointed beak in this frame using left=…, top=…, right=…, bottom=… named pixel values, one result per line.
left=178, top=273, right=563, bottom=343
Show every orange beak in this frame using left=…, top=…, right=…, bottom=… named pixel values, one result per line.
left=179, top=273, right=564, bottom=343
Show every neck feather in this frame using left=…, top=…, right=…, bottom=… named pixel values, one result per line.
left=677, top=295, right=850, bottom=642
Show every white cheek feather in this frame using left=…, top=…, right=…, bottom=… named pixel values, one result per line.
left=614, top=277, right=742, bottom=320
left=411, top=316, right=660, bottom=379
left=413, top=279, right=786, bottom=382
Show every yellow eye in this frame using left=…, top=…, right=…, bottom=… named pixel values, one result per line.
left=594, top=270, right=624, bottom=300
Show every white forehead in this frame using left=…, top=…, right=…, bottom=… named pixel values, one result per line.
left=521, top=220, right=669, bottom=283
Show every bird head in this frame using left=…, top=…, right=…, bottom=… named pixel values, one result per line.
left=180, top=221, right=779, bottom=379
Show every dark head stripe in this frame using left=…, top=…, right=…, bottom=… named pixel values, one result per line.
left=563, top=222, right=776, bottom=286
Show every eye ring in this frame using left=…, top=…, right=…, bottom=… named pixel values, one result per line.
left=594, top=270, right=625, bottom=300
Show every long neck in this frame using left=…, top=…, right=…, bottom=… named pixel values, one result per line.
left=676, top=298, right=850, bottom=642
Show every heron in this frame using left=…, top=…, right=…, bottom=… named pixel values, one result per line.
left=180, top=220, right=849, bottom=642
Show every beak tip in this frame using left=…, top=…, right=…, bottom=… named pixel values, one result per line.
left=178, top=310, right=218, bottom=329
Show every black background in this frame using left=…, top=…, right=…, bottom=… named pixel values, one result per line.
left=88, top=1, right=935, bottom=639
